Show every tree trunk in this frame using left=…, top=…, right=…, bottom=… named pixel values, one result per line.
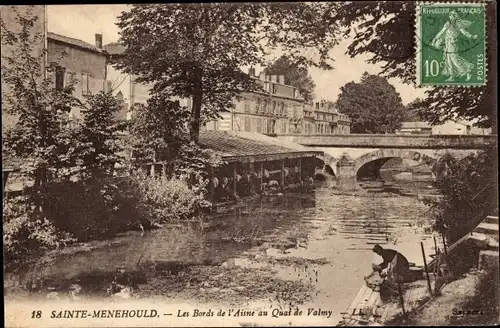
left=190, top=72, right=203, bottom=143
left=191, top=92, right=202, bottom=143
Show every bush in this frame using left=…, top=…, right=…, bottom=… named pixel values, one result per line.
left=3, top=173, right=213, bottom=266
left=39, top=179, right=141, bottom=241
left=124, top=173, right=210, bottom=226
left=432, top=145, right=498, bottom=243
left=3, top=195, right=74, bottom=265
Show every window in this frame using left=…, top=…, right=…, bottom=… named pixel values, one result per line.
left=293, top=106, right=298, bottom=118
left=244, top=100, right=251, bottom=113
left=272, top=84, right=277, bottom=94
left=55, top=67, right=66, bottom=90
left=255, top=99, right=261, bottom=112
left=262, top=100, right=268, bottom=113
left=280, top=102, right=285, bottom=116
left=82, top=73, right=91, bottom=96
left=244, top=117, right=251, bottom=131
left=280, top=121, right=286, bottom=134
left=272, top=101, right=277, bottom=114
left=257, top=118, right=262, bottom=133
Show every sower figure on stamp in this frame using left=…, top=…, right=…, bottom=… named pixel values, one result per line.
left=431, top=10, right=478, bottom=82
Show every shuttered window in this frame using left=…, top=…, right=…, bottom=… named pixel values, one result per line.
left=55, top=67, right=66, bottom=90
left=82, top=73, right=91, bottom=95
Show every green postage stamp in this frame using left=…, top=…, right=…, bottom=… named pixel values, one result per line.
left=416, top=2, right=486, bottom=87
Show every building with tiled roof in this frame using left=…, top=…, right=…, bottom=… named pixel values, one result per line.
left=199, top=131, right=321, bottom=163
left=47, top=32, right=105, bottom=54
left=47, top=32, right=110, bottom=119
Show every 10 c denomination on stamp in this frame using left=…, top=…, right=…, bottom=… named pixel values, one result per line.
left=416, top=2, right=486, bottom=87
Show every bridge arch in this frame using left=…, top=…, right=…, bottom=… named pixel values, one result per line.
left=316, top=154, right=337, bottom=177
left=353, top=149, right=440, bottom=181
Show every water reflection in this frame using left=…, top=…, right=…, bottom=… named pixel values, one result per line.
left=18, top=182, right=439, bottom=302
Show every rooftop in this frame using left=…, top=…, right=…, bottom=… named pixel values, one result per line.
left=401, top=121, right=432, bottom=129
left=48, top=32, right=105, bottom=54
left=199, top=131, right=321, bottom=161
left=103, top=42, right=126, bottom=56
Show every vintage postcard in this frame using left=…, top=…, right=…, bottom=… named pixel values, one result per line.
left=2, top=2, right=498, bottom=327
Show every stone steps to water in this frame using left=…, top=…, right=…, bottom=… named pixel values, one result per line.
left=468, top=233, right=499, bottom=251
left=474, top=223, right=499, bottom=241
left=485, top=215, right=499, bottom=224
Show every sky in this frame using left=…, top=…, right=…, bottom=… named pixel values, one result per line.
left=47, top=5, right=426, bottom=105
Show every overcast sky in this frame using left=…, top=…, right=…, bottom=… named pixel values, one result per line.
left=47, top=4, right=426, bottom=105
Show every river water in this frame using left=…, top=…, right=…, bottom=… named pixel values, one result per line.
left=7, top=178, right=441, bottom=325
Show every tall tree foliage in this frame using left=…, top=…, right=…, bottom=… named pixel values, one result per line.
left=403, top=98, right=424, bottom=122
left=73, top=91, right=128, bottom=180
left=264, top=55, right=316, bottom=101
left=335, top=72, right=406, bottom=133
left=126, top=95, right=191, bottom=162
left=116, top=3, right=338, bottom=142
left=1, top=7, right=81, bottom=194
left=330, top=1, right=496, bottom=128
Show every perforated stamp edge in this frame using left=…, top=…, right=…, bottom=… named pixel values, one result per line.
left=415, top=1, right=488, bottom=88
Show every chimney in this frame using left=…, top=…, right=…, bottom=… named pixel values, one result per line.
left=95, top=33, right=103, bottom=49
left=278, top=75, right=285, bottom=84
left=271, top=75, right=278, bottom=83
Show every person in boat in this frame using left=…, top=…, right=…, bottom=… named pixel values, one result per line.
left=372, top=244, right=412, bottom=284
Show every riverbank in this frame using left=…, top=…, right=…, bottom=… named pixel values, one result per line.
left=4, top=187, right=440, bottom=326
left=386, top=268, right=499, bottom=326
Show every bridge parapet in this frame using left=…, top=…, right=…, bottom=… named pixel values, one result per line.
left=277, top=134, right=497, bottom=149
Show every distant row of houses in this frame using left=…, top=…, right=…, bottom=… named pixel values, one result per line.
left=397, top=120, right=492, bottom=135
left=105, top=44, right=352, bottom=136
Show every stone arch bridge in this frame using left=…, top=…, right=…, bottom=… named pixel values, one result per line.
left=276, top=134, right=496, bottom=190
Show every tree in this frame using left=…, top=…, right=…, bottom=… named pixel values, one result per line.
left=116, top=3, right=338, bottom=143
left=335, top=72, right=406, bottom=133
left=73, top=91, right=128, bottom=180
left=126, top=94, right=223, bottom=191
left=403, top=98, right=424, bottom=122
left=264, top=55, right=316, bottom=101
left=1, top=7, right=81, bottom=193
left=330, top=1, right=496, bottom=129
left=126, top=95, right=191, bottom=163
left=432, top=145, right=498, bottom=243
